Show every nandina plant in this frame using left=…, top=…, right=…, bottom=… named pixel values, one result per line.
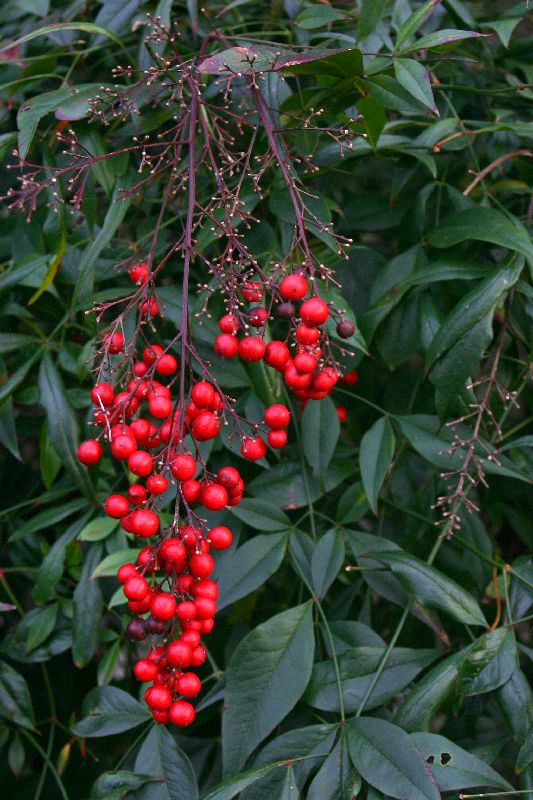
left=0, top=3, right=532, bottom=800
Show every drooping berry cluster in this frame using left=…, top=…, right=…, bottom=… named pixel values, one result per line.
left=212, top=272, right=356, bottom=406
left=76, top=298, right=294, bottom=726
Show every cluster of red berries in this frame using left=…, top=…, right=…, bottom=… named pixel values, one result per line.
left=213, top=273, right=355, bottom=404
left=76, top=321, right=294, bottom=725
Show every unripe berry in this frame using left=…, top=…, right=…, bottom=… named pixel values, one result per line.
left=279, top=273, right=308, bottom=301
left=76, top=440, right=102, bottom=466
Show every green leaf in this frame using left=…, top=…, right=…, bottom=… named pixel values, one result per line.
left=347, top=717, right=440, bottom=800
left=517, top=726, right=533, bottom=771
left=401, top=29, right=481, bottom=53
left=0, top=662, right=35, bottom=730
left=10, top=498, right=89, bottom=542
left=39, top=422, right=62, bottom=488
left=308, top=737, right=359, bottom=800
left=80, top=518, right=118, bottom=542
left=25, top=603, right=58, bottom=654
left=0, top=21, right=128, bottom=57
left=71, top=687, right=150, bottom=737
left=8, top=735, right=25, bottom=777
left=425, top=254, right=523, bottom=369
left=202, top=762, right=286, bottom=800
left=91, top=549, right=140, bottom=579
left=296, top=5, right=345, bottom=29
left=91, top=771, right=159, bottom=800
left=428, top=208, right=533, bottom=260
left=71, top=181, right=132, bottom=310
left=456, top=628, right=518, bottom=707
left=305, top=646, right=437, bottom=713
left=97, top=640, right=121, bottom=687
left=411, top=732, right=513, bottom=792
left=359, top=416, right=395, bottom=513
left=33, top=518, right=88, bottom=604
left=359, top=75, right=427, bottom=114
left=72, top=546, right=104, bottom=667
left=357, top=97, right=387, bottom=150
left=302, top=395, right=340, bottom=476
left=0, top=354, right=40, bottom=407
left=133, top=725, right=199, bottom=800
left=395, top=651, right=466, bottom=731
left=0, top=397, right=21, bottom=461
left=356, top=0, right=390, bottom=41
left=215, top=532, right=288, bottom=611
left=310, top=529, right=345, bottom=597
left=394, top=59, right=438, bottom=114
left=0, top=334, right=38, bottom=354
left=38, top=353, right=95, bottom=500
left=395, top=0, right=439, bottom=48
left=364, top=550, right=487, bottom=625
left=230, top=499, right=291, bottom=531
left=483, top=19, right=521, bottom=48
left=222, top=602, right=315, bottom=776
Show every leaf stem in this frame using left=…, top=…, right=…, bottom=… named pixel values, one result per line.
left=20, top=729, right=70, bottom=800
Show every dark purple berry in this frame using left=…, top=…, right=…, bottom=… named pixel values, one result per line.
left=276, top=302, right=295, bottom=320
left=336, top=319, right=355, bottom=339
left=146, top=616, right=167, bottom=635
left=127, top=618, right=147, bottom=641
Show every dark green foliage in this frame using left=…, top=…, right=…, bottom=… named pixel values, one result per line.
left=0, top=1, right=532, bottom=799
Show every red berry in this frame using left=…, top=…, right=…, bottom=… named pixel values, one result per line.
left=90, top=382, right=114, bottom=406
left=192, top=411, right=220, bottom=441
left=180, top=630, right=201, bottom=647
left=240, top=436, right=266, bottom=461
left=134, top=658, right=158, bottom=682
left=199, top=618, right=215, bottom=634
left=214, top=333, right=238, bottom=358
left=181, top=479, right=201, bottom=504
left=191, top=579, right=219, bottom=600
left=295, top=324, right=320, bottom=346
left=149, top=396, right=173, bottom=419
left=127, top=450, right=153, bottom=477
left=189, top=553, right=214, bottom=579
left=169, top=700, right=195, bottom=727
left=138, top=298, right=158, bottom=317
left=293, top=352, right=317, bottom=374
left=190, top=645, right=207, bottom=666
left=284, top=363, right=312, bottom=390
left=128, top=595, right=152, bottom=614
left=156, top=354, right=178, bottom=376
left=340, top=369, right=358, bottom=386
left=133, top=362, right=148, bottom=377
left=104, top=494, right=129, bottom=519
left=300, top=297, right=329, bottom=326
left=219, top=314, right=240, bottom=334
left=176, top=672, right=201, bottom=698
left=241, top=281, right=262, bottom=302
left=200, top=483, right=228, bottom=511
left=131, top=509, right=159, bottom=538
left=169, top=453, right=196, bottom=481
left=117, top=562, right=138, bottom=584
left=312, top=367, right=338, bottom=392
left=279, top=273, right=308, bottom=301
left=191, top=381, right=215, bottom=409
left=143, top=344, right=163, bottom=365
left=248, top=307, right=268, bottom=327
left=104, top=331, right=124, bottom=354
left=76, top=439, right=102, bottom=466
left=130, top=418, right=150, bottom=441
left=128, top=484, right=147, bottom=506
left=268, top=429, right=287, bottom=449
left=129, top=261, right=148, bottom=285
left=208, top=525, right=233, bottom=549
left=166, top=640, right=192, bottom=668
left=159, top=537, right=186, bottom=564
left=110, top=433, right=137, bottom=461
left=146, top=474, right=168, bottom=494
left=194, top=596, right=217, bottom=620
left=238, top=336, right=266, bottom=362
left=264, top=404, right=290, bottom=430
left=336, top=405, right=347, bottom=423
left=138, top=546, right=157, bottom=569
left=264, top=340, right=290, bottom=371
left=216, top=466, right=240, bottom=489
left=150, top=593, right=177, bottom=621
left=176, top=601, right=197, bottom=622
left=144, top=685, right=172, bottom=711
left=123, top=575, right=150, bottom=601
